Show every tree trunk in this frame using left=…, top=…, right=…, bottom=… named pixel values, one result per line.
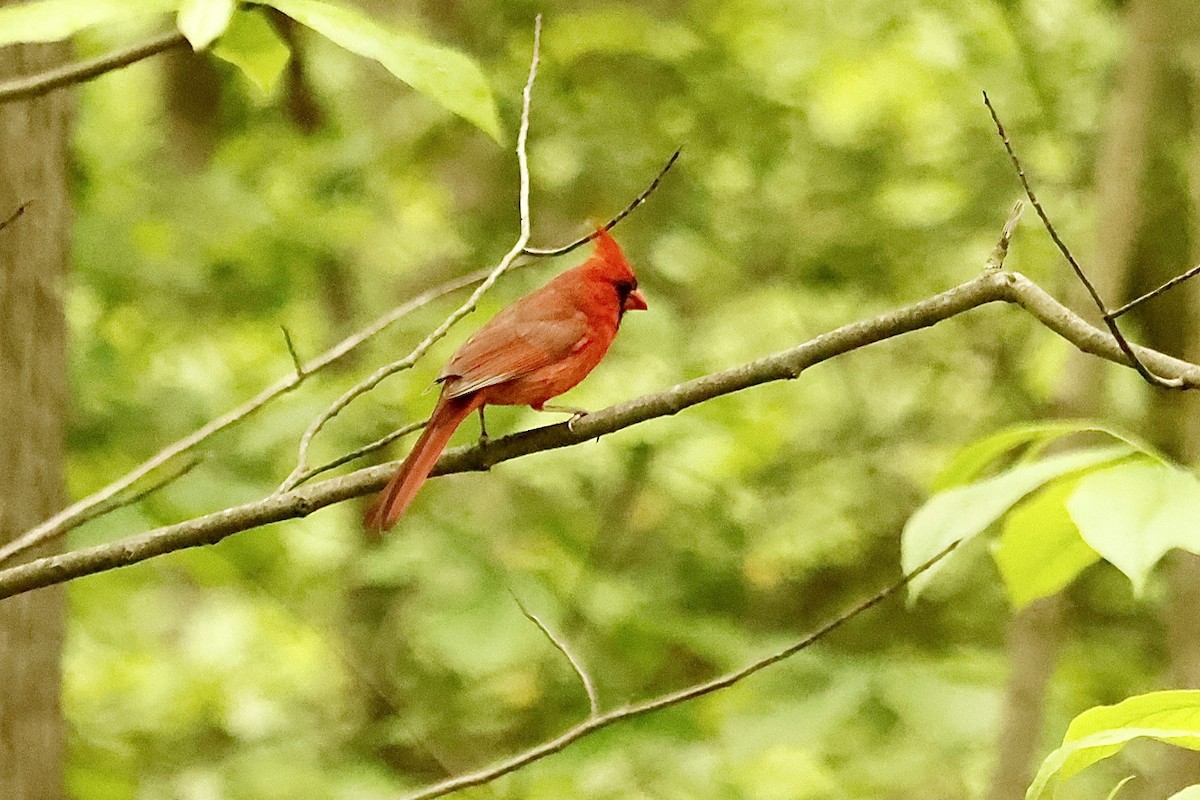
left=0, top=35, right=72, bottom=800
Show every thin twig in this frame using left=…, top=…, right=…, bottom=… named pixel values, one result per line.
left=291, top=419, right=427, bottom=487
left=111, top=455, right=204, bottom=509
left=982, top=91, right=1185, bottom=389
left=522, top=147, right=682, bottom=257
left=7, top=456, right=202, bottom=559
left=0, top=30, right=188, bottom=103
left=285, top=145, right=680, bottom=487
left=511, top=592, right=599, bottom=718
left=1107, top=260, right=1200, bottom=319
left=2, top=123, right=675, bottom=567
left=8, top=269, right=1200, bottom=599
left=280, top=326, right=304, bottom=378
left=398, top=540, right=959, bottom=800
left=0, top=269, right=486, bottom=567
left=0, top=201, right=29, bottom=231
left=985, top=201, right=1024, bottom=271
left=277, top=14, right=545, bottom=493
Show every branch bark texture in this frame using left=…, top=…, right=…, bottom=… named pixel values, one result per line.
left=2, top=269, right=1199, bottom=601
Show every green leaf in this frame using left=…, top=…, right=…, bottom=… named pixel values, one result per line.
left=933, top=420, right=1162, bottom=492
left=177, top=0, right=236, bottom=51
left=250, top=0, right=501, bottom=141
left=1026, top=690, right=1200, bottom=799
left=1167, top=787, right=1200, bottom=800
left=1104, top=776, right=1136, bottom=800
left=0, top=0, right=177, bottom=45
left=992, top=477, right=1101, bottom=609
left=903, top=445, right=1132, bottom=600
left=1067, top=461, right=1200, bottom=596
left=212, top=9, right=291, bottom=94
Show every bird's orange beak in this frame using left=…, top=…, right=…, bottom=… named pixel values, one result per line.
left=624, top=288, right=648, bottom=312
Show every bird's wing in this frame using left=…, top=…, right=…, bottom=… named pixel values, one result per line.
left=439, top=294, right=589, bottom=399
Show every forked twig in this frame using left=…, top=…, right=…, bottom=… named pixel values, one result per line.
left=982, top=91, right=1187, bottom=389
left=0, top=269, right=486, bottom=566
left=277, top=14, right=545, bottom=492
left=522, top=147, right=681, bottom=257
left=1107, top=261, right=1200, bottom=319
left=4, top=126, right=676, bottom=565
left=291, top=419, right=427, bottom=488
left=511, top=593, right=600, bottom=718
left=8, top=270, right=1200, bottom=600
left=398, top=541, right=960, bottom=800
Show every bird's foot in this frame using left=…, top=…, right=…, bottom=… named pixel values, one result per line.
left=538, top=403, right=589, bottom=433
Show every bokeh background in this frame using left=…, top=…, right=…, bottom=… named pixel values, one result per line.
left=37, top=0, right=1200, bottom=797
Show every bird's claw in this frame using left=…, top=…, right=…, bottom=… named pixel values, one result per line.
left=567, top=411, right=587, bottom=433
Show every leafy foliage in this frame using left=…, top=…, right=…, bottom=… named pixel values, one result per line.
left=905, top=422, right=1200, bottom=606
left=1027, top=691, right=1200, bottom=800
left=44, top=0, right=1199, bottom=798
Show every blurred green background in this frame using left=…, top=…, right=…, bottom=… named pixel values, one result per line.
left=53, top=0, right=1198, bottom=797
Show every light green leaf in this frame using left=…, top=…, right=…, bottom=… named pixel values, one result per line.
left=547, top=7, right=701, bottom=63
left=1167, top=787, right=1200, bottom=800
left=1104, top=776, right=1136, bottom=800
left=1067, top=461, right=1200, bottom=596
left=934, top=420, right=1162, bottom=492
left=178, top=0, right=235, bottom=50
left=0, top=0, right=177, bottom=45
left=992, top=478, right=1100, bottom=609
left=212, top=10, right=291, bottom=94
left=250, top=0, right=501, bottom=141
left=903, top=445, right=1132, bottom=599
left=1026, top=690, right=1200, bottom=800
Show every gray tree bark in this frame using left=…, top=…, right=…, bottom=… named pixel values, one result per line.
left=0, top=32, right=72, bottom=800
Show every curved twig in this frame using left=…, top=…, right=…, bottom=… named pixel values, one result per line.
left=277, top=14, right=545, bottom=492
left=0, top=31, right=188, bottom=103
left=2, top=267, right=1199, bottom=600
left=983, top=91, right=1185, bottom=389
left=400, top=540, right=959, bottom=800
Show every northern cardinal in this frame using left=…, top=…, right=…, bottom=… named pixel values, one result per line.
left=364, top=229, right=647, bottom=532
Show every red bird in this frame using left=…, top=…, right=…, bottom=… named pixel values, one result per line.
left=364, top=229, right=647, bottom=532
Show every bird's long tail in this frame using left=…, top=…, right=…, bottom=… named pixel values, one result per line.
left=363, top=392, right=482, bottom=533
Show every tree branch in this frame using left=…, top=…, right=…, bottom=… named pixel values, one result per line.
left=512, top=593, right=600, bottom=718
left=2, top=267, right=1198, bottom=600
left=0, top=31, right=188, bottom=103
left=0, top=144, right=678, bottom=568
left=0, top=267, right=486, bottom=567
left=983, top=91, right=1187, bottom=389
left=276, top=14, right=545, bottom=492
left=398, top=539, right=960, bottom=800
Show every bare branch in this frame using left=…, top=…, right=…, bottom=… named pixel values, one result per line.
left=982, top=92, right=1184, bottom=389
left=4, top=268, right=1199, bottom=599
left=522, top=147, right=682, bottom=258
left=277, top=14, right=545, bottom=493
left=280, top=326, right=305, bottom=379
left=511, top=593, right=599, bottom=717
left=399, top=540, right=960, bottom=800
left=1, top=101, right=675, bottom=567
left=0, top=31, right=188, bottom=103
left=1107, top=260, right=1200, bottom=319
left=0, top=267, right=485, bottom=567
left=291, top=419, right=427, bottom=488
